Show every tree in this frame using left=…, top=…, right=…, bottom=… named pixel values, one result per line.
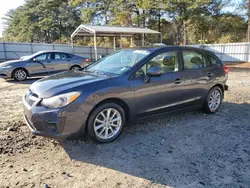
left=3, top=0, right=81, bottom=43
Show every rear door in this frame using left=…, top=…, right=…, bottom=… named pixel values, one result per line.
left=180, top=49, right=211, bottom=107
left=51, top=52, right=70, bottom=73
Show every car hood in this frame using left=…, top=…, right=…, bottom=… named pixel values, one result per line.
left=30, top=71, right=109, bottom=98
left=0, top=60, right=25, bottom=67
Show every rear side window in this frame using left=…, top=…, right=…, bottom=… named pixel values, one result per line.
left=68, top=54, right=75, bottom=58
left=182, top=50, right=205, bottom=69
left=54, top=53, right=68, bottom=60
left=210, top=56, right=218, bottom=65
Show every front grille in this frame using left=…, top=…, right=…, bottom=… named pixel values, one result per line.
left=25, top=90, right=39, bottom=107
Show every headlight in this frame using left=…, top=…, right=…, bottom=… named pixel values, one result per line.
left=41, top=92, right=81, bottom=108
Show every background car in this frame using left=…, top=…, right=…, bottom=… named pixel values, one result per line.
left=23, top=46, right=228, bottom=143
left=0, top=51, right=89, bottom=81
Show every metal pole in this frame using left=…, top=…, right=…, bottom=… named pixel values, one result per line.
left=71, top=37, right=74, bottom=53
left=160, top=33, right=162, bottom=43
left=131, top=37, right=133, bottom=48
left=94, top=32, right=97, bottom=61
left=113, top=37, right=116, bottom=51
left=120, top=34, right=122, bottom=49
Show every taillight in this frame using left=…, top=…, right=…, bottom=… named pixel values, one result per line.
left=223, top=65, right=228, bottom=74
left=84, top=58, right=89, bottom=62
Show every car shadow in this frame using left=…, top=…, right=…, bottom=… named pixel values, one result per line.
left=6, top=77, right=43, bottom=85
left=62, top=102, right=250, bottom=187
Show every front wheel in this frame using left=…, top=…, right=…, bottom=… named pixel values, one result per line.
left=13, top=69, right=27, bottom=81
left=87, top=103, right=126, bottom=143
left=203, top=86, right=223, bottom=114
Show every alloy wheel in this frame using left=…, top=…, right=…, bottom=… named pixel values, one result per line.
left=208, top=89, right=221, bottom=112
left=93, top=108, right=122, bottom=140
left=14, top=69, right=27, bottom=81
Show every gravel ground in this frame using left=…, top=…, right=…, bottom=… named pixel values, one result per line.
left=0, top=65, right=250, bottom=188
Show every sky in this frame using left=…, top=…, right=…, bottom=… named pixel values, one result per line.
left=0, top=0, right=243, bottom=37
left=0, top=0, right=25, bottom=37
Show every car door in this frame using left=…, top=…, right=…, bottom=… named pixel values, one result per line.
left=51, top=52, right=70, bottom=73
left=133, top=49, right=188, bottom=118
left=29, top=53, right=53, bottom=76
left=180, top=49, right=211, bottom=107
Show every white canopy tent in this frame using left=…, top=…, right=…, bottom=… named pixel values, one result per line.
left=71, top=25, right=162, bottom=60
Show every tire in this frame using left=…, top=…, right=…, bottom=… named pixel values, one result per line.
left=70, top=65, right=81, bottom=71
left=13, top=68, right=27, bottom=81
left=203, top=86, right=223, bottom=114
left=87, top=103, right=126, bottom=143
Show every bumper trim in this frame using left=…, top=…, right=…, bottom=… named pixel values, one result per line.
left=23, top=114, right=66, bottom=141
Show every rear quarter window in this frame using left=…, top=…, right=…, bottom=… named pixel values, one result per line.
left=68, top=54, right=75, bottom=58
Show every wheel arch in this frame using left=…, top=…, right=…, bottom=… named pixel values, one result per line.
left=70, top=64, right=81, bottom=70
left=211, top=84, right=224, bottom=94
left=11, top=67, right=29, bottom=78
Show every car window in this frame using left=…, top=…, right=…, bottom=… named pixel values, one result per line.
left=210, top=56, right=218, bottom=65
left=54, top=53, right=68, bottom=60
left=35, top=53, right=52, bottom=61
left=68, top=54, right=75, bottom=58
left=87, top=50, right=149, bottom=75
left=182, top=50, right=205, bottom=69
left=136, top=51, right=179, bottom=77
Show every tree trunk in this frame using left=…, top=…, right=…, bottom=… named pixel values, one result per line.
left=183, top=22, right=188, bottom=45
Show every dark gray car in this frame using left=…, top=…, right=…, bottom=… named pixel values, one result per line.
left=0, top=51, right=89, bottom=81
left=23, top=46, right=228, bottom=143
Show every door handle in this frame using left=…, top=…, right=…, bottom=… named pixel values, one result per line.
left=207, top=72, right=213, bottom=78
left=174, top=78, right=182, bottom=84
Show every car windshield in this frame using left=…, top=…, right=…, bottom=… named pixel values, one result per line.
left=86, top=50, right=150, bottom=75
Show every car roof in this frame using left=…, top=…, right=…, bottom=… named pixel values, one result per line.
left=35, top=50, right=73, bottom=54
left=135, top=46, right=215, bottom=55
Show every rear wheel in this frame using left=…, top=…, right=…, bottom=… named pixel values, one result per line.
left=87, top=103, right=126, bottom=143
left=13, top=68, right=27, bottom=81
left=70, top=65, right=81, bottom=71
left=203, top=86, right=223, bottom=114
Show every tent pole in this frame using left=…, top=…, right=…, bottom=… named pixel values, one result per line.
left=94, top=32, right=97, bottom=61
left=113, top=37, right=116, bottom=51
left=71, top=37, right=74, bottom=49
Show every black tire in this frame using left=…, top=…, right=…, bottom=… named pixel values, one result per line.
left=12, top=68, right=28, bottom=81
left=70, top=65, right=81, bottom=71
left=87, top=103, right=126, bottom=143
left=203, top=86, right=223, bottom=114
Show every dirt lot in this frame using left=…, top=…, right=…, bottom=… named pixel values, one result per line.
left=1, top=65, right=250, bottom=188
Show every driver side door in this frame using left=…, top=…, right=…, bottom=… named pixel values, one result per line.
left=133, top=50, right=187, bottom=118
left=29, top=53, right=54, bottom=76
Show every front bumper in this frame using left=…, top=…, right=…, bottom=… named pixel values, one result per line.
left=22, top=94, right=88, bottom=140
left=0, top=68, right=11, bottom=79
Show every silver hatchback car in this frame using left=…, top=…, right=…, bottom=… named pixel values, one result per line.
left=0, top=51, right=89, bottom=81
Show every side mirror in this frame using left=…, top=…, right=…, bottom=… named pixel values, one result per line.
left=33, top=58, right=37, bottom=62
left=147, top=66, right=162, bottom=77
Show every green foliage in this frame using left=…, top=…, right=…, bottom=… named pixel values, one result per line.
left=2, top=0, right=248, bottom=45
left=3, top=0, right=81, bottom=43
